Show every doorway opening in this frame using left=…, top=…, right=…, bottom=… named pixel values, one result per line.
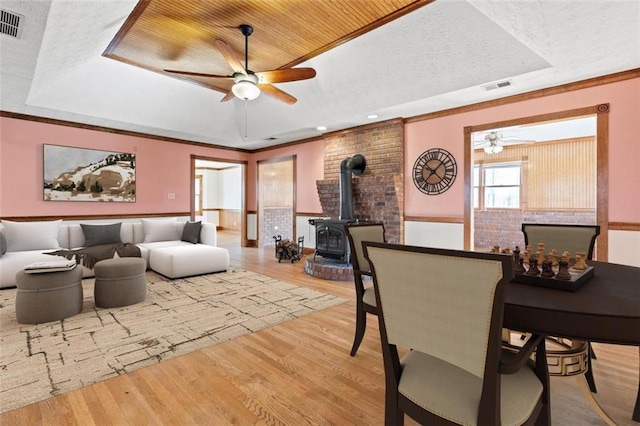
left=257, top=156, right=296, bottom=249
left=191, top=156, right=246, bottom=248
left=464, top=104, right=609, bottom=260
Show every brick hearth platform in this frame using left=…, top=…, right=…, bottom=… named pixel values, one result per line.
left=304, top=257, right=354, bottom=281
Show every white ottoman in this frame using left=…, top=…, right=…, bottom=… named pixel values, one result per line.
left=149, top=245, right=230, bottom=279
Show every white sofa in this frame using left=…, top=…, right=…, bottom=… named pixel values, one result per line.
left=0, top=218, right=230, bottom=289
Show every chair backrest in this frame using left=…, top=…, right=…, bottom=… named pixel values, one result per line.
left=363, top=242, right=513, bottom=379
left=521, top=223, right=600, bottom=260
left=345, top=223, right=385, bottom=275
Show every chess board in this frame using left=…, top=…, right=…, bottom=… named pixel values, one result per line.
left=512, top=265, right=595, bottom=292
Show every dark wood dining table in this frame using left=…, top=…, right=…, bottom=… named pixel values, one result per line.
left=503, top=260, right=640, bottom=422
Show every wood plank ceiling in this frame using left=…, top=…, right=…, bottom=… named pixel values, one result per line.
left=103, top=0, right=433, bottom=96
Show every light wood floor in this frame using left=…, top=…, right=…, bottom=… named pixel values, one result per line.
left=1, top=231, right=638, bottom=425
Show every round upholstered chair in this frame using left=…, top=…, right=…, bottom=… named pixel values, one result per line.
left=15, top=266, right=83, bottom=324
left=94, top=257, right=147, bottom=308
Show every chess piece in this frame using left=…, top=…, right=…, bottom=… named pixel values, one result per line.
left=561, top=251, right=571, bottom=264
left=526, top=256, right=540, bottom=276
left=541, top=260, right=555, bottom=277
left=513, top=248, right=526, bottom=274
left=548, top=249, right=559, bottom=267
left=556, top=259, right=572, bottom=280
left=574, top=253, right=588, bottom=270
left=491, top=245, right=500, bottom=253
left=536, top=248, right=546, bottom=265
left=523, top=246, right=531, bottom=266
left=501, top=247, right=511, bottom=254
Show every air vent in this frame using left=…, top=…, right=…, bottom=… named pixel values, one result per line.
left=482, top=80, right=513, bottom=91
left=1, top=9, right=23, bottom=39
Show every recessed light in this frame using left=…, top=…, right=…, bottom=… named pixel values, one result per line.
left=316, top=126, right=327, bottom=131
left=367, top=114, right=378, bottom=119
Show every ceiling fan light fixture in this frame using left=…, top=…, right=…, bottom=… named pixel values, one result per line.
left=483, top=131, right=504, bottom=154
left=232, top=80, right=260, bottom=100
left=484, top=144, right=504, bottom=154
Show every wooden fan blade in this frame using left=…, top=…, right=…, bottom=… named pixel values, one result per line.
left=220, top=91, right=235, bottom=102
left=214, top=39, right=246, bottom=74
left=255, top=68, right=316, bottom=84
left=164, top=69, right=232, bottom=80
left=260, top=84, right=297, bottom=105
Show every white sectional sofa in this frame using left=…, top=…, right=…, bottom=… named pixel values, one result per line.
left=0, top=218, right=230, bottom=289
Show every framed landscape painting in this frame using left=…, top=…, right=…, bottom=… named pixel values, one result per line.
left=43, top=144, right=136, bottom=202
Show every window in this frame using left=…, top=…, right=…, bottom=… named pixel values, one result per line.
left=474, top=162, right=522, bottom=209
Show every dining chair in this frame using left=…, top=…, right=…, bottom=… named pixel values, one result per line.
left=344, top=222, right=385, bottom=356
left=363, top=242, right=550, bottom=425
left=520, top=223, right=601, bottom=394
left=521, top=223, right=600, bottom=261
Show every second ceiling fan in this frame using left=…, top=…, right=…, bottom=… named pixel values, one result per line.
left=165, top=24, right=316, bottom=105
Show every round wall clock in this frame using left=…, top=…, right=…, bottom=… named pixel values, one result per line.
left=413, top=148, right=457, bottom=195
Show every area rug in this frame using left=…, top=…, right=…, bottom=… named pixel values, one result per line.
left=0, top=269, right=346, bottom=413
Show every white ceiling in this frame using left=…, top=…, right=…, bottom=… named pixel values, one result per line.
left=1, top=0, right=639, bottom=151
left=195, top=159, right=241, bottom=169
left=472, top=115, right=597, bottom=147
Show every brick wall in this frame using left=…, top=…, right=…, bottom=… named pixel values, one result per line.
left=474, top=210, right=596, bottom=250
left=316, top=120, right=404, bottom=243
left=262, top=208, right=293, bottom=244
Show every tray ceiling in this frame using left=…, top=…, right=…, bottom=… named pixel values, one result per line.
left=1, top=0, right=638, bottom=150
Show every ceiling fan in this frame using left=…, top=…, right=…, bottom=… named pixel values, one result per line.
left=164, top=24, right=316, bottom=105
left=473, top=131, right=535, bottom=154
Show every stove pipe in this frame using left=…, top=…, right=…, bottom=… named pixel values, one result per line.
left=339, top=154, right=366, bottom=220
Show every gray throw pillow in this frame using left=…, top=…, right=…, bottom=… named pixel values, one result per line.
left=181, top=221, right=201, bottom=244
left=0, top=232, right=6, bottom=257
left=81, top=223, right=122, bottom=247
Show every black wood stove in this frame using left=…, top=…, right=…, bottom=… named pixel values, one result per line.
left=309, top=218, right=354, bottom=261
left=310, top=154, right=366, bottom=263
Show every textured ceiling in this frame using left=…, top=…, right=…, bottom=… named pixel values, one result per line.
left=1, top=0, right=639, bottom=151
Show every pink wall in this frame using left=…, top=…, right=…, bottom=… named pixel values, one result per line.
left=404, top=114, right=466, bottom=218
left=2, top=76, right=638, bottom=224
left=404, top=77, right=640, bottom=223
left=0, top=117, right=246, bottom=217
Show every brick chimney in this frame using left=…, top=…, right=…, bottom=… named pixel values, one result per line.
left=316, top=119, right=404, bottom=243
